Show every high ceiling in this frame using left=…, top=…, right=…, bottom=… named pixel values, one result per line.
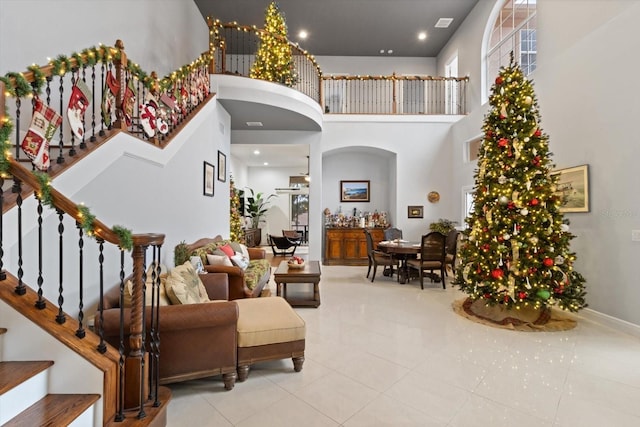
left=194, top=0, right=479, bottom=57
left=194, top=0, right=480, bottom=169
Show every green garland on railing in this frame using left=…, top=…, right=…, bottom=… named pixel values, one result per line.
left=0, top=109, right=12, bottom=175
left=112, top=225, right=133, bottom=251
left=50, top=54, right=73, bottom=77
left=77, top=204, right=96, bottom=236
left=26, top=65, right=46, bottom=93
left=3, top=72, right=32, bottom=98
left=33, top=171, right=54, bottom=207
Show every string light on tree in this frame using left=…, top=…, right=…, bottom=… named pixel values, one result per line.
left=250, top=2, right=298, bottom=87
left=453, top=53, right=587, bottom=313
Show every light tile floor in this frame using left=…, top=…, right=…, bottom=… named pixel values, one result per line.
left=167, top=265, right=640, bottom=426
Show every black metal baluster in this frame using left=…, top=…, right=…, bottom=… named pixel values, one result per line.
left=115, top=249, right=125, bottom=422
left=79, top=66, right=87, bottom=149
left=90, top=63, right=97, bottom=142
left=138, top=246, right=148, bottom=420
left=35, top=196, right=45, bottom=308
left=76, top=222, right=85, bottom=338
left=0, top=177, right=5, bottom=281
left=68, top=70, right=77, bottom=157
left=55, top=208, right=66, bottom=324
left=57, top=74, right=65, bottom=165
left=97, top=238, right=107, bottom=354
left=14, top=181, right=25, bottom=295
left=99, top=63, right=106, bottom=136
left=13, top=96, right=21, bottom=160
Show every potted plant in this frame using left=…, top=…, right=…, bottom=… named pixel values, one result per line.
left=429, top=218, right=458, bottom=235
left=244, top=188, right=276, bottom=245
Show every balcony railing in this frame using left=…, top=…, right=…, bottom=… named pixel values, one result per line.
left=208, top=19, right=468, bottom=115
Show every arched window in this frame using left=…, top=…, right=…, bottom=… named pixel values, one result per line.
left=484, top=0, right=537, bottom=98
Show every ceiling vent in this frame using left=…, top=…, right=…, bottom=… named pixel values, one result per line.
left=435, top=18, right=454, bottom=28
left=246, top=121, right=263, bottom=127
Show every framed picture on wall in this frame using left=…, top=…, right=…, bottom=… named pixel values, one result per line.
left=203, top=161, right=215, bottom=197
left=550, top=164, right=589, bottom=213
left=340, top=180, right=370, bottom=202
left=217, top=151, right=227, bottom=182
left=408, top=205, right=424, bottom=218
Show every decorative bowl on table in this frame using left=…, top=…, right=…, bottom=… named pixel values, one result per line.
left=287, top=256, right=305, bottom=269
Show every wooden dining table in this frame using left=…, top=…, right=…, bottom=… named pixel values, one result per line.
left=376, top=240, right=420, bottom=284
left=377, top=240, right=443, bottom=285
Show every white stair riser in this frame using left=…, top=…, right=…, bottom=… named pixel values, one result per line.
left=0, top=369, right=48, bottom=425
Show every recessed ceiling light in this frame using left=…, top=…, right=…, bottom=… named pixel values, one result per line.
left=379, top=49, right=385, bottom=54
left=253, top=150, right=260, bottom=155
left=246, top=121, right=263, bottom=127
left=418, top=32, right=427, bottom=40
left=387, top=49, right=393, bottom=54
left=298, top=30, right=308, bottom=39
left=263, top=162, right=269, bottom=166
left=435, top=18, right=454, bottom=28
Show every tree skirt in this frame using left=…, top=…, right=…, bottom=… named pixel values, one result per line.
left=452, top=297, right=577, bottom=332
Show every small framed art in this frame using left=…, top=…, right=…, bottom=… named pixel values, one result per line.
left=203, top=161, right=215, bottom=197
left=217, top=151, right=227, bottom=182
left=340, top=180, right=370, bottom=202
left=408, top=205, right=424, bottom=218
left=551, top=164, right=589, bottom=213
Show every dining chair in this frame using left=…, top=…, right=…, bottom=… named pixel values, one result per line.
left=384, top=227, right=403, bottom=241
left=364, top=229, right=398, bottom=282
left=444, top=229, right=460, bottom=277
left=407, top=232, right=447, bottom=289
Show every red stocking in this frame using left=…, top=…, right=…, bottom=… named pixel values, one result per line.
left=21, top=98, right=62, bottom=171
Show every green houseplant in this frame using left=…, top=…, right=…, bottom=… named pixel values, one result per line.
left=245, top=188, right=276, bottom=229
left=429, top=218, right=458, bottom=235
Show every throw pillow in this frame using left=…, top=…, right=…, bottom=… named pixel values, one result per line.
left=218, top=243, right=235, bottom=258
left=229, top=241, right=243, bottom=254
left=165, top=261, right=210, bottom=305
left=239, top=243, right=250, bottom=259
left=230, top=254, right=250, bottom=270
left=206, top=253, right=234, bottom=267
left=122, top=263, right=170, bottom=308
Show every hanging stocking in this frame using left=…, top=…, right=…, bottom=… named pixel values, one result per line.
left=160, top=93, right=178, bottom=126
left=139, top=95, right=158, bottom=137
left=179, top=85, right=188, bottom=115
left=122, top=79, right=136, bottom=127
left=101, top=70, right=120, bottom=128
left=21, top=98, right=62, bottom=171
left=67, top=78, right=92, bottom=139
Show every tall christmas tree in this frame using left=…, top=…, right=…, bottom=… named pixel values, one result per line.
left=230, top=177, right=245, bottom=244
left=453, top=56, right=586, bottom=314
left=250, top=2, right=298, bottom=87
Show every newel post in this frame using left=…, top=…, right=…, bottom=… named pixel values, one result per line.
left=113, top=39, right=128, bottom=131
left=124, top=242, right=148, bottom=412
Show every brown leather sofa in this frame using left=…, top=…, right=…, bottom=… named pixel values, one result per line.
left=98, top=272, right=239, bottom=390
left=176, top=236, right=271, bottom=300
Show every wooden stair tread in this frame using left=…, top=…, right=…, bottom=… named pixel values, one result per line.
left=3, top=393, right=100, bottom=427
left=0, top=360, right=53, bottom=395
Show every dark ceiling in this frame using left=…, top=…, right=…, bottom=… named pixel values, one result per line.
left=194, top=0, right=479, bottom=57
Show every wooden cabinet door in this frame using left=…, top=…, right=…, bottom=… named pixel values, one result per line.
left=325, top=230, right=343, bottom=261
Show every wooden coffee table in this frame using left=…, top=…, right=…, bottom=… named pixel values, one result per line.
left=274, top=260, right=321, bottom=307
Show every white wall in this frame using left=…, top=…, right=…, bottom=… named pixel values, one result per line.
left=443, top=0, right=640, bottom=326
left=0, top=0, right=208, bottom=76
left=317, top=56, right=436, bottom=76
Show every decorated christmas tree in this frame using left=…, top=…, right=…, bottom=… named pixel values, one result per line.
left=250, top=2, right=298, bottom=87
left=453, top=55, right=586, bottom=315
left=229, top=177, right=245, bottom=244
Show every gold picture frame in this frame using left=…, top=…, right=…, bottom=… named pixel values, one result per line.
left=551, top=164, right=589, bottom=213
left=408, top=205, right=424, bottom=218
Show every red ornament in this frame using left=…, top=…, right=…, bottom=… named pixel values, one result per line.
left=532, top=155, right=541, bottom=166
left=486, top=130, right=493, bottom=138
left=484, top=293, right=492, bottom=299
left=498, top=138, right=509, bottom=147
left=518, top=292, right=528, bottom=300
left=530, top=198, right=539, bottom=206
left=504, top=295, right=510, bottom=302
left=543, top=258, right=554, bottom=267
left=508, top=201, right=515, bottom=209
left=491, top=269, right=504, bottom=279
left=534, top=129, right=542, bottom=137
left=482, top=244, right=490, bottom=252
left=496, top=76, right=504, bottom=85
left=499, top=114, right=506, bottom=120
left=529, top=267, right=538, bottom=274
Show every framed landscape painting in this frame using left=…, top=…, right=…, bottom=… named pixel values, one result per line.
left=551, top=164, right=589, bottom=213
left=203, top=161, right=215, bottom=197
left=340, top=180, right=370, bottom=202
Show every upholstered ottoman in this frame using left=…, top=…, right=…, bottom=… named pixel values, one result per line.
left=234, top=297, right=306, bottom=381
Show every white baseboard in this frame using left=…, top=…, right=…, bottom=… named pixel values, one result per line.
left=579, top=308, right=640, bottom=339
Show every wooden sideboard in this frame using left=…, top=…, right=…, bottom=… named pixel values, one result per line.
left=243, top=228, right=261, bottom=247
left=324, top=227, right=385, bottom=266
